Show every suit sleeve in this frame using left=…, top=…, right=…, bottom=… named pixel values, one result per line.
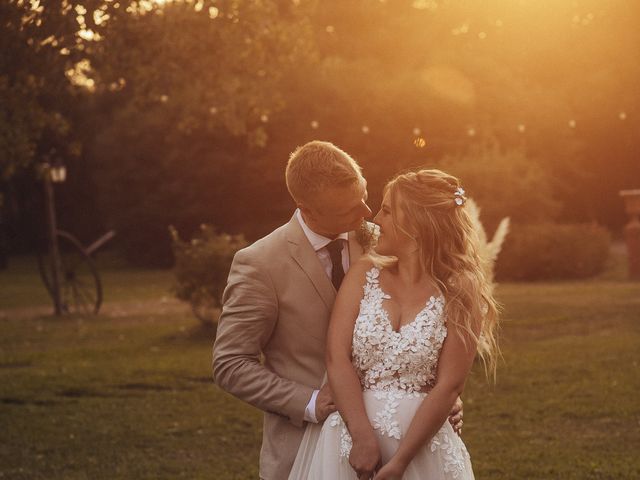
left=212, top=247, right=314, bottom=427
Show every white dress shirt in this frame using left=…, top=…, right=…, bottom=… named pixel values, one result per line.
left=295, top=209, right=350, bottom=423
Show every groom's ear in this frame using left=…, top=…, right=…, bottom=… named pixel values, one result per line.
left=298, top=203, right=314, bottom=220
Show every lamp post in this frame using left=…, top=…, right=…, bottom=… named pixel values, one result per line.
left=619, top=189, right=640, bottom=280
left=43, top=161, right=67, bottom=315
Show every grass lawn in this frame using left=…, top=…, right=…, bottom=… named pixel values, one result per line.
left=1, top=252, right=639, bottom=479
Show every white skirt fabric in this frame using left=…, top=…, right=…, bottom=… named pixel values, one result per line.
left=289, top=389, right=474, bottom=480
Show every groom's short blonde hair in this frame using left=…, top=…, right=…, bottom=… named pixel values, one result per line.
left=286, top=141, right=364, bottom=209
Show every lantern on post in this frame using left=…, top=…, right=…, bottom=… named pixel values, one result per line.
left=42, top=160, right=67, bottom=315
left=619, top=189, right=640, bottom=280
left=50, top=162, right=67, bottom=183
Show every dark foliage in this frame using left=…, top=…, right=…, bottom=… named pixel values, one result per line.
left=496, top=223, right=611, bottom=281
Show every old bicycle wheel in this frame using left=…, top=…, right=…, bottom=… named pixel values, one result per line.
left=38, top=231, right=103, bottom=314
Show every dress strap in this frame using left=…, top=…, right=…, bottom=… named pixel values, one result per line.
left=362, top=266, right=390, bottom=308
left=364, top=266, right=381, bottom=286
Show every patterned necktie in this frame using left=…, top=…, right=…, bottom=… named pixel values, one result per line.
left=326, top=239, right=345, bottom=291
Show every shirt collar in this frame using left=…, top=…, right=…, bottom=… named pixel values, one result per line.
left=295, top=209, right=349, bottom=252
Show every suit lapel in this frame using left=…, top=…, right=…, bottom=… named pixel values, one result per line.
left=285, top=215, right=336, bottom=310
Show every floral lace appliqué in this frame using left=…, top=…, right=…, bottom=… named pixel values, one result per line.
left=328, top=412, right=352, bottom=459
left=430, top=428, right=471, bottom=478
left=326, top=266, right=469, bottom=475
left=351, top=267, right=448, bottom=437
left=371, top=390, right=424, bottom=439
left=372, top=390, right=402, bottom=439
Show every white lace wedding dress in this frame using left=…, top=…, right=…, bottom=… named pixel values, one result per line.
left=289, top=267, right=474, bottom=480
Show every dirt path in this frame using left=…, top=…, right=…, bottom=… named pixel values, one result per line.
left=0, top=296, right=190, bottom=320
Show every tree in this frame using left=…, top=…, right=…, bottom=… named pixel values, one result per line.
left=88, top=0, right=316, bottom=264
left=0, top=0, right=107, bottom=257
left=0, top=0, right=105, bottom=181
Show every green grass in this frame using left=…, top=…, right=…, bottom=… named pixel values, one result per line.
left=464, top=280, right=640, bottom=479
left=0, top=255, right=175, bottom=310
left=1, top=253, right=639, bottom=479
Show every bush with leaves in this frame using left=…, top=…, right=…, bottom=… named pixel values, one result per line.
left=439, top=146, right=562, bottom=232
left=170, top=225, right=247, bottom=325
left=495, top=223, right=611, bottom=281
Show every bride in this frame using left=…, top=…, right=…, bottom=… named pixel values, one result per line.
left=289, top=169, right=499, bottom=480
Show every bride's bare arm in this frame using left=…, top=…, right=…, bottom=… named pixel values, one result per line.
left=375, top=288, right=482, bottom=479
left=326, top=258, right=380, bottom=478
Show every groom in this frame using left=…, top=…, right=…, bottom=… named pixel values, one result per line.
left=213, top=141, right=462, bottom=480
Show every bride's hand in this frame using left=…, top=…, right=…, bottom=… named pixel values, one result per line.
left=348, top=429, right=381, bottom=479
left=372, top=457, right=407, bottom=480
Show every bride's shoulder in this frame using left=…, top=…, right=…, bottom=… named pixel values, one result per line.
left=350, top=255, right=378, bottom=274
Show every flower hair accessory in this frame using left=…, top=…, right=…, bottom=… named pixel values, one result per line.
left=454, top=187, right=466, bottom=206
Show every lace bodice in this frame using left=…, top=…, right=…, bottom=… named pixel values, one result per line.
left=324, top=267, right=470, bottom=474
left=351, top=266, right=448, bottom=394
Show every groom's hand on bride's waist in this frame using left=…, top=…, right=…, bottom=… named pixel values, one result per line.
left=314, top=383, right=337, bottom=422
left=448, top=396, right=464, bottom=435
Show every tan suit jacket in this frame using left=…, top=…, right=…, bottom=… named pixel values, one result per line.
left=213, top=214, right=364, bottom=480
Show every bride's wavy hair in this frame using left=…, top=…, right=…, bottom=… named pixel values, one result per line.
left=379, top=168, right=500, bottom=379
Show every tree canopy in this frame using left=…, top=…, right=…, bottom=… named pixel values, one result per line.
left=2, top=0, right=638, bottom=264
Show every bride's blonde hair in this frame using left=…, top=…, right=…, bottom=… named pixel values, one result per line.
left=379, top=168, right=500, bottom=379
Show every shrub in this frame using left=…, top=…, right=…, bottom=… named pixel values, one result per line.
left=170, top=225, right=247, bottom=325
left=495, top=223, right=611, bottom=281
left=439, top=146, right=562, bottom=231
